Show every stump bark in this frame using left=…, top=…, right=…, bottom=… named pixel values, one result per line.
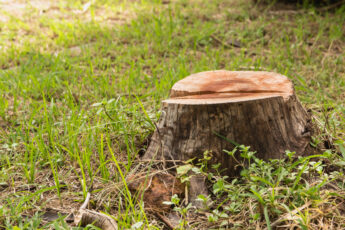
left=143, top=70, right=312, bottom=176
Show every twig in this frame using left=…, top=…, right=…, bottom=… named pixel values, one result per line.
left=155, top=212, right=175, bottom=230
left=75, top=192, right=118, bottom=230
left=318, top=0, right=345, bottom=12
left=210, top=35, right=241, bottom=48
left=238, top=66, right=269, bottom=71
left=80, top=192, right=91, bottom=209
left=75, top=209, right=118, bottom=230
left=102, top=104, right=115, bottom=121
left=248, top=200, right=260, bottom=230
left=268, top=10, right=303, bottom=15
left=312, top=115, right=335, bottom=140
left=269, top=202, right=312, bottom=228
left=126, top=159, right=184, bottom=163
left=185, top=184, right=188, bottom=205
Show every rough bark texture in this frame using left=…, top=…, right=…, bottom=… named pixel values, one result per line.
left=75, top=209, right=118, bottom=230
left=143, top=70, right=312, bottom=176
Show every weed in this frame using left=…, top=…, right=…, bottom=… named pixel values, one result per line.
left=0, top=0, right=344, bottom=228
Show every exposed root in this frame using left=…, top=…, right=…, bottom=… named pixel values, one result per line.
left=74, top=192, right=118, bottom=230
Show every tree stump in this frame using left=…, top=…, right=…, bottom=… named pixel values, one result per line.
left=143, top=70, right=312, bottom=176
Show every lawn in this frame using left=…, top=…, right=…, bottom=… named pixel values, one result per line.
left=0, top=0, right=344, bottom=229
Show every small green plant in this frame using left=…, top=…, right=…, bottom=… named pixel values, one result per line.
left=163, top=194, right=192, bottom=229
left=0, top=0, right=344, bottom=228
left=179, top=145, right=345, bottom=228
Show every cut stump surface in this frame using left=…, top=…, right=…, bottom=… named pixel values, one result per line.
left=144, top=70, right=312, bottom=176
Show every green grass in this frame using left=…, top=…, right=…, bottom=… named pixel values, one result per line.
left=0, top=0, right=344, bottom=229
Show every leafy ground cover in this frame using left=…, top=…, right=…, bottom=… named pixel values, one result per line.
left=0, top=0, right=344, bottom=229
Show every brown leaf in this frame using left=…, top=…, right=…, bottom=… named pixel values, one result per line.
left=128, top=172, right=184, bottom=212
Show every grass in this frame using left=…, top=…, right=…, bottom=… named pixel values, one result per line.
left=0, top=0, right=344, bottom=229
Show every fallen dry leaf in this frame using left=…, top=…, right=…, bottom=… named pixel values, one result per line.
left=127, top=172, right=184, bottom=212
